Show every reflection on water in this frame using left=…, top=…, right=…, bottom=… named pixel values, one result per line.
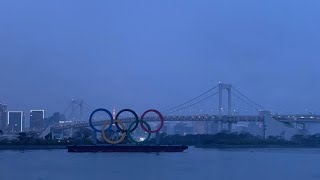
left=0, top=147, right=320, bottom=180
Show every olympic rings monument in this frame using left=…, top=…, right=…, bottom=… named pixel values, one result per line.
left=68, top=108, right=188, bottom=152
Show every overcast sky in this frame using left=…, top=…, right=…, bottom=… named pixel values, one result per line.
left=0, top=0, right=320, bottom=116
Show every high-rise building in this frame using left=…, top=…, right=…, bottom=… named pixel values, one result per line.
left=7, top=111, right=24, bottom=133
left=0, top=104, right=7, bottom=132
left=193, top=121, right=205, bottom=134
left=44, top=112, right=66, bottom=128
left=174, top=122, right=193, bottom=135
left=160, top=123, right=168, bottom=134
left=205, top=121, right=220, bottom=134
left=30, top=110, right=45, bottom=131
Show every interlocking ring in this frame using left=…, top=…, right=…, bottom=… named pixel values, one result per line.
left=127, top=120, right=152, bottom=144
left=89, top=108, right=164, bottom=145
left=115, top=109, right=139, bottom=133
left=89, top=108, right=113, bottom=133
left=140, top=109, right=164, bottom=133
left=102, top=120, right=127, bottom=144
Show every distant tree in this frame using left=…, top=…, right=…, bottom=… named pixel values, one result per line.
left=73, top=128, right=92, bottom=141
left=18, top=132, right=27, bottom=143
left=45, top=133, right=52, bottom=140
left=17, top=132, right=39, bottom=144
left=291, top=134, right=305, bottom=143
left=28, top=132, right=39, bottom=139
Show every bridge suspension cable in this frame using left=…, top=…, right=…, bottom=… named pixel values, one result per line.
left=166, top=91, right=219, bottom=114
left=232, top=87, right=266, bottom=111
left=165, top=84, right=219, bottom=112
left=82, top=102, right=96, bottom=110
left=231, top=91, right=260, bottom=112
left=68, top=104, right=81, bottom=120
left=63, top=103, right=72, bottom=115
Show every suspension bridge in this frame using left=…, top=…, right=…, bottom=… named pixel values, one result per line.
left=48, top=83, right=320, bottom=139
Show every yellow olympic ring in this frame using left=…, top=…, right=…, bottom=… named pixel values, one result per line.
left=101, top=120, right=127, bottom=144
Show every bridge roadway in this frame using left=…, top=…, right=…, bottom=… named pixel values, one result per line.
left=51, top=115, right=264, bottom=131
left=51, top=114, right=320, bottom=131
left=272, top=115, right=320, bottom=123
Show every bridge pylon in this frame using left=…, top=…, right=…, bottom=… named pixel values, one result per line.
left=218, top=83, right=232, bottom=133
left=218, top=83, right=232, bottom=115
left=71, top=99, right=84, bottom=122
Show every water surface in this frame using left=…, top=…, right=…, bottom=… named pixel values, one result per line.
left=0, top=147, right=319, bottom=180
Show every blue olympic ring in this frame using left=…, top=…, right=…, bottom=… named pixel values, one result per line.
left=89, top=108, right=114, bottom=133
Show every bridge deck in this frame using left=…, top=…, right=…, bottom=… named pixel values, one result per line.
left=272, top=115, right=320, bottom=123
left=51, top=115, right=264, bottom=131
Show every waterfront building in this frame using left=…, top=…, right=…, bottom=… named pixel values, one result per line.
left=30, top=110, right=45, bottom=131
left=161, top=123, right=168, bottom=134
left=193, top=121, right=205, bottom=134
left=174, top=122, right=193, bottom=135
left=0, top=104, right=7, bottom=132
left=7, top=111, right=24, bottom=133
left=204, top=121, right=220, bottom=134
left=43, top=112, right=66, bottom=128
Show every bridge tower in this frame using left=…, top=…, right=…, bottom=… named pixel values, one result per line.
left=218, top=83, right=232, bottom=133
left=218, top=83, right=232, bottom=115
left=71, top=99, right=84, bottom=122
left=70, top=99, right=83, bottom=137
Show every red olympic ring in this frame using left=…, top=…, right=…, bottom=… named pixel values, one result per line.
left=140, top=109, right=164, bottom=133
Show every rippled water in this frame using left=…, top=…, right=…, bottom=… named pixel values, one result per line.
left=1, top=147, right=320, bottom=180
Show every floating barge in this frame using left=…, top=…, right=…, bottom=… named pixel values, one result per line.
left=67, top=145, right=188, bottom=153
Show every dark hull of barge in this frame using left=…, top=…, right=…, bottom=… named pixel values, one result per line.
left=67, top=145, right=188, bottom=153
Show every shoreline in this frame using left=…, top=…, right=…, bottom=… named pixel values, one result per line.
left=196, top=144, right=320, bottom=149
left=1, top=144, right=320, bottom=150
left=0, top=145, right=67, bottom=150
